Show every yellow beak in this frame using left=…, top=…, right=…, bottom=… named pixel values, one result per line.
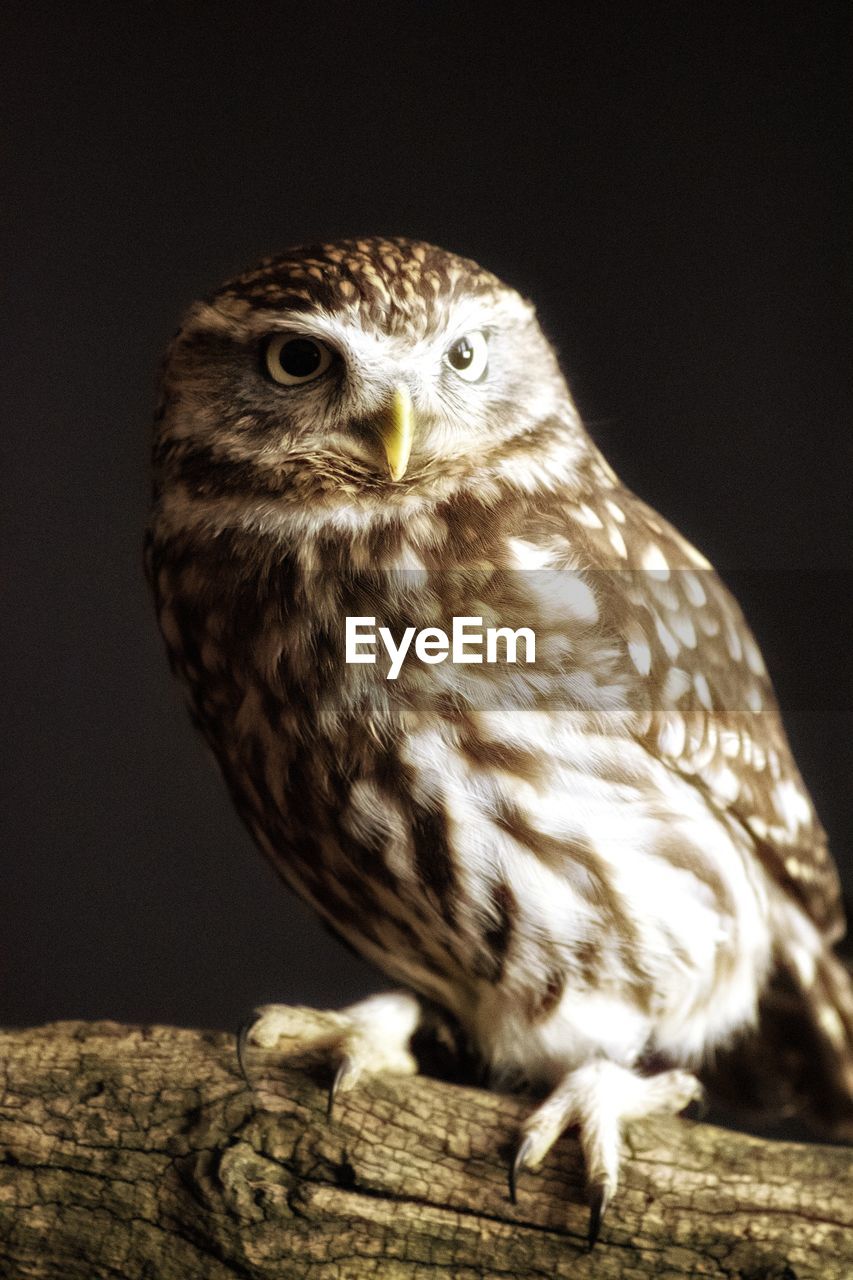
left=378, top=383, right=414, bottom=481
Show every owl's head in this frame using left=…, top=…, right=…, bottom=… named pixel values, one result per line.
left=153, top=238, right=590, bottom=529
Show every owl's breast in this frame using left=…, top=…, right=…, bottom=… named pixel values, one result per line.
left=150, top=536, right=773, bottom=1076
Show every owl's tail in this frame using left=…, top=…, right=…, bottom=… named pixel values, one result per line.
left=703, top=936, right=853, bottom=1141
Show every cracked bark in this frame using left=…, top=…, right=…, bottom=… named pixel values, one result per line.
left=0, top=1010, right=850, bottom=1279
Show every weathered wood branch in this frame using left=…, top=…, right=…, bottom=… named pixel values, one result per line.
left=0, top=1011, right=850, bottom=1279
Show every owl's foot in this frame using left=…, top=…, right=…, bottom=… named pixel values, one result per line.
left=509, top=1061, right=703, bottom=1247
left=239, top=991, right=421, bottom=1117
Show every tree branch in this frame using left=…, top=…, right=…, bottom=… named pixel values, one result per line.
left=0, top=1010, right=850, bottom=1278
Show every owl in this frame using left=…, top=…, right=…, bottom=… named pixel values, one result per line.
left=147, top=237, right=853, bottom=1244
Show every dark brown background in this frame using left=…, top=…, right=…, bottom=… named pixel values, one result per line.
left=2, top=2, right=850, bottom=1030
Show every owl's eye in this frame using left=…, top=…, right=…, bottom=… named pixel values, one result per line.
left=444, top=331, right=488, bottom=382
left=264, top=333, right=335, bottom=386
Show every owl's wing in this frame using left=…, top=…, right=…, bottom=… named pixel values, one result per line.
left=561, top=477, right=844, bottom=941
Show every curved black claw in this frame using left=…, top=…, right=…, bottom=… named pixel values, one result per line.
left=235, top=1014, right=257, bottom=1093
left=508, top=1134, right=534, bottom=1205
left=327, top=1054, right=353, bottom=1121
left=587, top=1182, right=611, bottom=1250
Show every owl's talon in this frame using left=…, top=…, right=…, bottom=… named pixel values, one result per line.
left=327, top=1054, right=355, bottom=1119
left=587, top=1181, right=611, bottom=1250
left=508, top=1133, right=535, bottom=1204
left=513, top=1060, right=703, bottom=1237
left=235, top=1014, right=258, bottom=1093
left=241, top=992, right=421, bottom=1117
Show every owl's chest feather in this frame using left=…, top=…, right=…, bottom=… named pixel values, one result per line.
left=150, top=531, right=772, bottom=1075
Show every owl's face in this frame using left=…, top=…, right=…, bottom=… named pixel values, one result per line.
left=154, top=238, right=587, bottom=526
